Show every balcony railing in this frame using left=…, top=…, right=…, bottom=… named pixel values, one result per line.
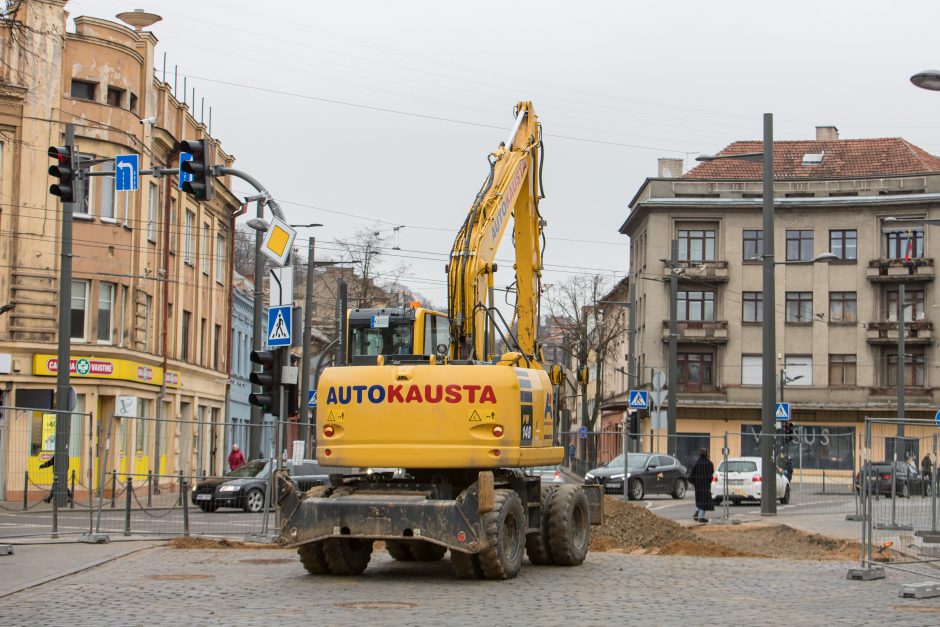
left=662, top=320, right=729, bottom=344
left=865, top=320, right=933, bottom=345
left=664, top=260, right=729, bottom=283
left=866, top=258, right=934, bottom=282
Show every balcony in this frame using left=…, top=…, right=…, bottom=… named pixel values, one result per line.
left=662, top=320, right=729, bottom=344
left=866, top=320, right=933, bottom=345
left=866, top=258, right=934, bottom=282
left=663, top=260, right=729, bottom=283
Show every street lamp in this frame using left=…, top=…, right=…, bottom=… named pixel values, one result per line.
left=246, top=218, right=269, bottom=233
left=696, top=114, right=778, bottom=514
left=911, top=70, right=940, bottom=92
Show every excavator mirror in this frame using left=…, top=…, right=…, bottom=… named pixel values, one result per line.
left=549, top=364, right=564, bottom=386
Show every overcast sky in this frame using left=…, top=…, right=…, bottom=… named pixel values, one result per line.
left=70, top=0, right=940, bottom=309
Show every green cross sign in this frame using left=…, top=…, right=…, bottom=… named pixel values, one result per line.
left=75, top=358, right=90, bottom=375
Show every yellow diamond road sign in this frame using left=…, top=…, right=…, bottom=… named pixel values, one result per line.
left=260, top=216, right=296, bottom=266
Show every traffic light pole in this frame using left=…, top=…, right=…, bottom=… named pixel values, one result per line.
left=250, top=198, right=265, bottom=459
left=53, top=123, right=77, bottom=508
left=299, top=237, right=316, bottom=452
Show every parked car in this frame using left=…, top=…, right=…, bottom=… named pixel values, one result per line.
left=525, top=465, right=566, bottom=484
left=585, top=453, right=688, bottom=500
left=711, top=457, right=790, bottom=505
left=191, top=459, right=331, bottom=513
left=854, top=461, right=922, bottom=497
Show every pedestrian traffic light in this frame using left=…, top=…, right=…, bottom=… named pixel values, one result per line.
left=178, top=138, right=214, bottom=202
left=784, top=421, right=795, bottom=444
left=249, top=350, right=281, bottom=416
left=48, top=145, right=76, bottom=202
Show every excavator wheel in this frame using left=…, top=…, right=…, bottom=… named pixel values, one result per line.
left=297, top=541, right=331, bottom=575
left=451, top=550, right=484, bottom=579
left=386, top=541, right=415, bottom=561
left=478, top=489, right=526, bottom=580
left=323, top=538, right=373, bottom=575
left=409, top=542, right=447, bottom=562
left=547, top=484, right=590, bottom=566
left=525, top=485, right=558, bottom=565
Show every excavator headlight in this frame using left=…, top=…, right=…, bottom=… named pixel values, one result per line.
left=492, top=425, right=504, bottom=437
left=323, top=424, right=335, bottom=437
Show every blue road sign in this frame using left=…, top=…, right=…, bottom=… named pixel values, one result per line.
left=578, top=426, right=588, bottom=440
left=935, top=409, right=940, bottom=428
left=178, top=152, right=193, bottom=190
left=115, top=154, right=139, bottom=191
left=267, top=305, right=292, bottom=347
left=628, top=389, right=649, bottom=409
left=308, top=390, right=318, bottom=408
left=775, top=402, right=791, bottom=421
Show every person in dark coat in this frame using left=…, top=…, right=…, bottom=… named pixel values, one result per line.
left=689, top=448, right=715, bottom=523
left=922, top=454, right=933, bottom=496
left=784, top=457, right=794, bottom=482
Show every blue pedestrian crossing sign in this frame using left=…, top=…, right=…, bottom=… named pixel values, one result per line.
left=178, top=152, right=193, bottom=190
left=115, top=154, right=139, bottom=191
left=267, top=305, right=292, bottom=347
left=308, top=390, right=318, bottom=408
left=775, top=402, right=791, bottom=421
left=628, top=389, right=649, bottom=409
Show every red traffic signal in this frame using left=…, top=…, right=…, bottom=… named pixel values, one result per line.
left=177, top=139, right=214, bottom=202
left=48, top=145, right=75, bottom=202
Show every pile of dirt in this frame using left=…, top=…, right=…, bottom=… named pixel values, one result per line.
left=590, top=497, right=696, bottom=552
left=168, top=537, right=283, bottom=550
left=692, top=524, right=863, bottom=561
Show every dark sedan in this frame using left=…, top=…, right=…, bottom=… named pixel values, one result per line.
left=191, top=459, right=330, bottom=513
left=585, top=453, right=688, bottom=500
left=855, top=461, right=924, bottom=498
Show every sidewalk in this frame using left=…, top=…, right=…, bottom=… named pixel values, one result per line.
left=0, top=538, right=163, bottom=598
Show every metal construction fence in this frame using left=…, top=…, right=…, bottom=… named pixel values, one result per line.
left=852, top=417, right=940, bottom=586
left=562, top=428, right=861, bottom=517
left=0, top=409, right=327, bottom=541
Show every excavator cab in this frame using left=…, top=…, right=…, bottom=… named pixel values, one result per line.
left=347, top=306, right=450, bottom=364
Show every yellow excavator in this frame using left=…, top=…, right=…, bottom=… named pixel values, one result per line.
left=276, top=102, right=600, bottom=580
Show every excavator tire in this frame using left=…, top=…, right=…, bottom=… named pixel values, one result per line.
left=323, top=538, right=373, bottom=575
left=525, top=485, right=558, bottom=565
left=547, top=484, right=590, bottom=566
left=386, top=541, right=414, bottom=561
left=297, top=541, right=331, bottom=575
left=478, top=489, right=526, bottom=580
left=451, top=550, right=484, bottom=579
left=409, top=542, right=447, bottom=562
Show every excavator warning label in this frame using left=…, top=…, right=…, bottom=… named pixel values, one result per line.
left=469, top=410, right=495, bottom=421
left=327, top=410, right=344, bottom=422
left=520, top=406, right=533, bottom=446
left=469, top=410, right=481, bottom=421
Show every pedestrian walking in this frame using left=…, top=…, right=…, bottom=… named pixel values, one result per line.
left=228, top=444, right=246, bottom=472
left=922, top=454, right=933, bottom=496
left=689, top=448, right=715, bottom=523
left=784, top=457, right=794, bottom=483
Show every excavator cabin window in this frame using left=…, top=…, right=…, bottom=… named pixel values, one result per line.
left=350, top=322, right=414, bottom=358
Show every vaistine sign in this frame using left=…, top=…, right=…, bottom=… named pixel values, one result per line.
left=33, top=354, right=181, bottom=388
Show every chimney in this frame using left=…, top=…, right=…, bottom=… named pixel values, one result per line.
left=815, top=126, right=839, bottom=141
left=658, top=157, right=684, bottom=178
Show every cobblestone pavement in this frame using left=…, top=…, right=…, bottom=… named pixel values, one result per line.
left=2, top=546, right=938, bottom=625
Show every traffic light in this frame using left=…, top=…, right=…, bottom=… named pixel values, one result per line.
left=178, top=139, right=214, bottom=201
left=784, top=421, right=795, bottom=444
left=249, top=350, right=281, bottom=416
left=48, top=145, right=76, bottom=202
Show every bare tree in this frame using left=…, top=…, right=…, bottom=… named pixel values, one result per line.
left=333, top=224, right=408, bottom=308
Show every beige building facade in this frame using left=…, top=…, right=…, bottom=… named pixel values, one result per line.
left=0, top=1, right=241, bottom=498
left=620, top=127, right=940, bottom=467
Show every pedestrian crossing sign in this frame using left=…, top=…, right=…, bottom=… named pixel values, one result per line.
left=775, top=402, right=790, bottom=421
left=267, top=305, right=292, bottom=347
left=628, top=389, right=649, bottom=409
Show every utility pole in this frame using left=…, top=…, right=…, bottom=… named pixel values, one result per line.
left=250, top=197, right=265, bottom=458
left=761, top=112, right=778, bottom=515
left=666, top=239, right=678, bottom=456
left=299, top=237, right=316, bottom=452
left=897, top=282, right=906, bottom=438
left=53, top=123, right=77, bottom=508
left=626, top=281, right=637, bottom=453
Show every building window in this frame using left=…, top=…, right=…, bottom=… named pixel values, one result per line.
left=70, top=79, right=96, bottom=101
left=829, top=292, right=857, bottom=322
left=202, top=223, right=211, bottom=274
left=147, top=183, right=158, bottom=242
left=143, top=293, right=152, bottom=350
left=885, top=229, right=924, bottom=260
left=129, top=92, right=138, bottom=113
left=677, top=290, right=715, bottom=321
left=169, top=199, right=177, bottom=253
left=783, top=356, right=812, bottom=386
left=97, top=282, right=115, bottom=343
left=785, top=230, right=814, bottom=261
left=184, top=211, right=195, bottom=264
left=181, top=310, right=191, bottom=361
left=887, top=352, right=925, bottom=387
left=677, top=229, right=716, bottom=262
left=71, top=280, right=88, bottom=340
left=106, top=86, right=124, bottom=107
left=742, top=291, right=762, bottom=322
left=741, top=355, right=762, bottom=385
left=887, top=288, right=925, bottom=321
left=829, top=354, right=857, bottom=386
left=98, top=169, right=115, bottom=220
left=785, top=291, right=813, bottom=323
left=677, top=353, right=713, bottom=387
left=742, top=229, right=763, bottom=261
left=214, top=324, right=222, bottom=371
left=216, top=233, right=225, bottom=283
left=200, top=318, right=207, bottom=365
left=829, top=229, right=857, bottom=260
left=136, top=399, right=150, bottom=452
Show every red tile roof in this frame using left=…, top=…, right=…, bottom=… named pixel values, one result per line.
left=683, top=138, right=940, bottom=179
